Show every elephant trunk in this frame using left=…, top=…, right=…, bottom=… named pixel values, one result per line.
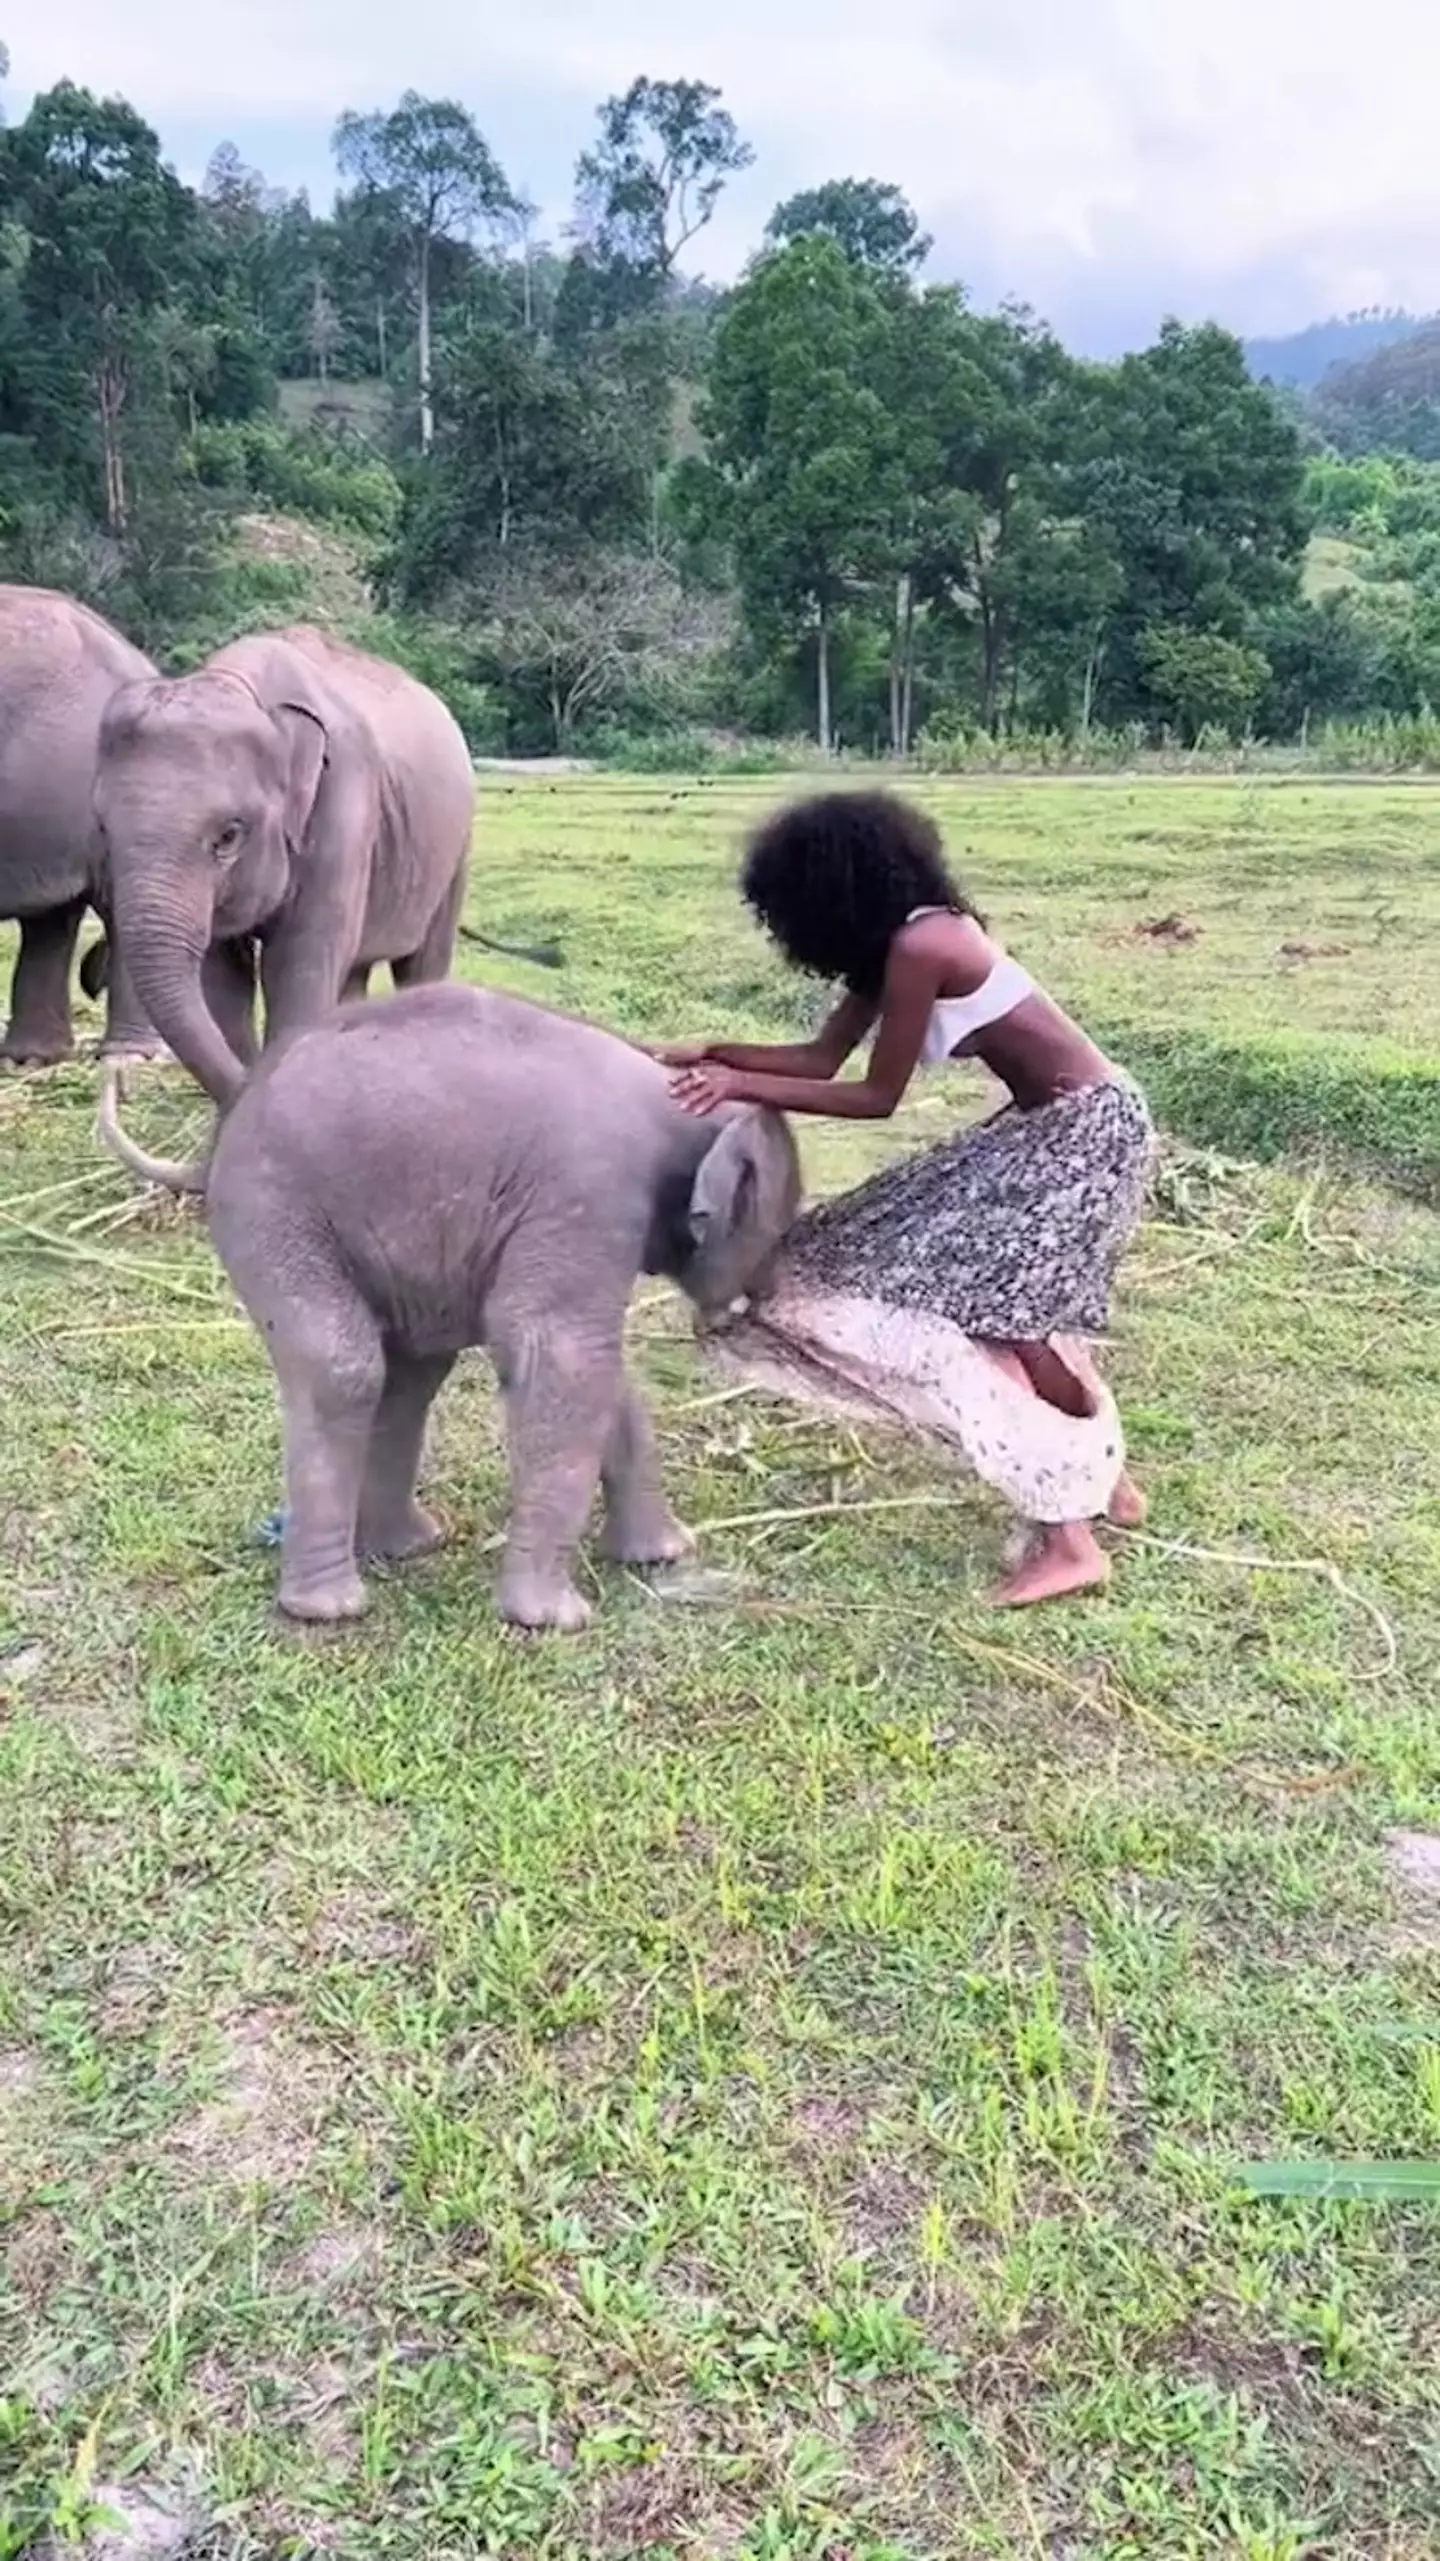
left=118, top=907, right=247, bottom=1110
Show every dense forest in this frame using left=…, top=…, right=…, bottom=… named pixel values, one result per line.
left=2, top=49, right=1439, bottom=760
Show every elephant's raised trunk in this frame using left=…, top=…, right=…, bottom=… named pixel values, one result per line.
left=97, top=1062, right=209, bottom=1195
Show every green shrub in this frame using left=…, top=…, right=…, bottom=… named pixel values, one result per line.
left=1102, top=1021, right=1440, bottom=1200
left=189, top=419, right=401, bottom=540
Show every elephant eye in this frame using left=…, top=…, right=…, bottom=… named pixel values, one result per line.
left=214, top=820, right=245, bottom=858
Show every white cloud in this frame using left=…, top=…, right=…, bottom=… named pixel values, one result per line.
left=8, top=0, right=1440, bottom=344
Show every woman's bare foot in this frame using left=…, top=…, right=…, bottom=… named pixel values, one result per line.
left=1107, top=1472, right=1147, bottom=1529
left=992, top=1520, right=1110, bottom=1608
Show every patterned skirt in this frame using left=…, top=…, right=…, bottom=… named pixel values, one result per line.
left=784, top=1075, right=1154, bottom=1342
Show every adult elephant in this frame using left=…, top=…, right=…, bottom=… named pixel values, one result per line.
left=94, top=624, right=475, bottom=1111
left=0, top=584, right=162, bottom=1065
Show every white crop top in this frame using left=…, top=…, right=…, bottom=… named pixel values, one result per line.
left=905, top=906, right=1035, bottom=1064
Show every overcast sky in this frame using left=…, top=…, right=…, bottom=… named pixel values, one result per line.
left=8, top=0, right=1440, bottom=353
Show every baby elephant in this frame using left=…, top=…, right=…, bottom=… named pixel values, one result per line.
left=194, top=986, right=799, bottom=1630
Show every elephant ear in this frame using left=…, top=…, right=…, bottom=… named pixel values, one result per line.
left=689, top=1107, right=800, bottom=1250
left=274, top=700, right=329, bottom=852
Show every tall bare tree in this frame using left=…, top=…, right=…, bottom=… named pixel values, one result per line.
left=333, top=92, right=513, bottom=452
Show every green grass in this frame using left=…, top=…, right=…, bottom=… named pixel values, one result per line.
left=4, top=777, right=1440, bottom=2559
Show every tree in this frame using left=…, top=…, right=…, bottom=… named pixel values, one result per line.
left=304, top=271, right=342, bottom=383
left=1070, top=322, right=1306, bottom=725
left=574, top=77, right=752, bottom=283
left=0, top=83, right=203, bottom=531
left=696, top=237, right=900, bottom=749
left=1254, top=593, right=1394, bottom=736
left=765, top=178, right=930, bottom=276
left=1138, top=628, right=1271, bottom=740
left=388, top=324, right=657, bottom=603
left=476, top=547, right=725, bottom=749
left=202, top=141, right=275, bottom=239
left=333, top=92, right=514, bottom=450
left=323, top=183, right=411, bottom=382
left=556, top=76, right=750, bottom=362
left=886, top=301, right=1082, bottom=736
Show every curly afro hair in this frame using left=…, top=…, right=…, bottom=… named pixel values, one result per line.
left=740, top=789, right=977, bottom=998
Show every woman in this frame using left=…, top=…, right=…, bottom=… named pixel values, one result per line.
left=660, top=790, right=1154, bottom=1607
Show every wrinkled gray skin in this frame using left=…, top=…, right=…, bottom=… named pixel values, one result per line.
left=188, top=986, right=800, bottom=1632
left=94, top=623, right=474, bottom=1122
left=0, top=584, right=163, bottom=1065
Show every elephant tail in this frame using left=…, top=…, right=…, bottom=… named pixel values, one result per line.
left=79, top=935, right=110, bottom=1001
left=459, top=925, right=566, bottom=971
left=97, top=1062, right=209, bottom=1196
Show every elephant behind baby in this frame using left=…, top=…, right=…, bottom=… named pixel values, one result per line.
left=94, top=623, right=476, bottom=1111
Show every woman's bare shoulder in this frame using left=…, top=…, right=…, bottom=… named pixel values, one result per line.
left=893, top=907, right=996, bottom=986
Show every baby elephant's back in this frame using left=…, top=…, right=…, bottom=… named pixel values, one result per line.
left=208, top=983, right=669, bottom=1287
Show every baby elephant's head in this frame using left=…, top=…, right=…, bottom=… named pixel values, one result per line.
left=684, top=1107, right=802, bottom=1323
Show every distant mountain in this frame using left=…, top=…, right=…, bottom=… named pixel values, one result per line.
left=1245, top=309, right=1434, bottom=390
left=1307, top=322, right=1440, bottom=460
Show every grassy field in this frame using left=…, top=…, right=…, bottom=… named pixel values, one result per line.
left=4, top=777, right=1440, bottom=2561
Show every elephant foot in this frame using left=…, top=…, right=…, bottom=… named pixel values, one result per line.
left=359, top=1504, right=447, bottom=1563
left=2, top=1027, right=74, bottom=1068
left=498, top=1573, right=594, bottom=1635
left=601, top=1512, right=693, bottom=1568
left=100, top=1032, right=173, bottom=1065
left=278, top=1569, right=370, bottom=1624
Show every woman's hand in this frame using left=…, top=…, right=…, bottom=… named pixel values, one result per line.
left=669, top=1059, right=742, bottom=1115
left=653, top=1040, right=711, bottom=1066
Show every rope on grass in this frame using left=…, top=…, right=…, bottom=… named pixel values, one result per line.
left=645, top=1583, right=1361, bottom=1794
left=694, top=1490, right=960, bottom=1537
left=0, top=1166, right=115, bottom=1219
left=1121, top=1527, right=1398, bottom=1682
left=39, top=1316, right=248, bottom=1342
left=687, top=1477, right=1397, bottom=1684
left=0, top=1208, right=224, bottom=1305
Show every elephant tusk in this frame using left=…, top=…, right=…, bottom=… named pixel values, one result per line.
left=96, top=1059, right=209, bottom=1195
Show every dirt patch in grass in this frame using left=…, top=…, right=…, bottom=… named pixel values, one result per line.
left=4, top=2203, right=70, bottom=2309
left=98, top=1940, right=181, bottom=2035
left=164, top=2007, right=334, bottom=2190
left=0, top=2041, right=41, bottom=2098
left=288, top=2224, right=387, bottom=2295
left=57, top=2474, right=206, bottom=2560
left=1135, top=912, right=1201, bottom=943
left=1384, top=1827, right=1440, bottom=1956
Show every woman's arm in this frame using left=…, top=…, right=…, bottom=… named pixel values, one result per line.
left=671, top=947, right=937, bottom=1121
left=657, top=990, right=876, bottom=1080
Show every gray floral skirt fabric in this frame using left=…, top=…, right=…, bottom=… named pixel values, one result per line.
left=785, top=1075, right=1155, bottom=1341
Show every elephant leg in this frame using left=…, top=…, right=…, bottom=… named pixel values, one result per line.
left=97, top=928, right=169, bottom=1061
left=392, top=866, right=464, bottom=989
left=259, top=930, right=346, bottom=1052
left=2, top=900, right=84, bottom=1065
left=342, top=963, right=370, bottom=1003
left=201, top=940, right=259, bottom=1068
left=271, top=1302, right=386, bottom=1623
left=600, top=1375, right=691, bottom=1566
left=489, top=1306, right=623, bottom=1632
left=357, top=1349, right=455, bottom=1561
